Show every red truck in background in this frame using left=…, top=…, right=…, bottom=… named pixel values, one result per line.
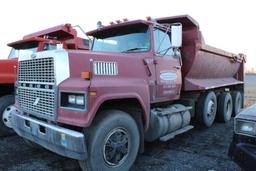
left=11, top=15, right=246, bottom=171
left=0, top=24, right=89, bottom=136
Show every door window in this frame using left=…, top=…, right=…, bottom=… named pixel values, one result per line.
left=154, top=29, right=172, bottom=56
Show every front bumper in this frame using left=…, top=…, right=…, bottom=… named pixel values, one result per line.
left=229, top=140, right=256, bottom=170
left=11, top=111, right=87, bottom=160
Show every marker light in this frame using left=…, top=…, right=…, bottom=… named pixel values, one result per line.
left=81, top=71, right=91, bottom=80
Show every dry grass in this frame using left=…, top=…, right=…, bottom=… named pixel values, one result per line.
left=245, top=74, right=256, bottom=107
left=245, top=88, right=256, bottom=107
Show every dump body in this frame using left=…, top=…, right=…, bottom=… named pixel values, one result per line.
left=157, top=15, right=245, bottom=91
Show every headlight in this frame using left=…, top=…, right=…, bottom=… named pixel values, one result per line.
left=235, top=119, right=256, bottom=137
left=75, top=95, right=85, bottom=105
left=61, top=92, right=87, bottom=110
left=68, top=95, right=76, bottom=104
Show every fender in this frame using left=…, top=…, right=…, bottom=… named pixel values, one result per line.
left=87, top=92, right=150, bottom=129
left=58, top=78, right=151, bottom=129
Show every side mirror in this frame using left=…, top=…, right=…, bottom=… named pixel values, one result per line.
left=171, top=24, right=182, bottom=48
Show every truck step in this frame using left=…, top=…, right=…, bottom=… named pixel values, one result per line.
left=159, top=125, right=194, bottom=142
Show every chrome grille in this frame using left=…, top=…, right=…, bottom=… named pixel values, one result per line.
left=18, top=57, right=55, bottom=83
left=18, top=87, right=55, bottom=118
left=18, top=57, right=56, bottom=120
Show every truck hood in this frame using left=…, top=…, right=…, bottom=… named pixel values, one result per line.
left=67, top=50, right=149, bottom=78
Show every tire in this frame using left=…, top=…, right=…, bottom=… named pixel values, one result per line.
left=231, top=91, right=242, bottom=117
left=0, top=95, right=15, bottom=137
left=79, top=110, right=140, bottom=171
left=196, top=91, right=217, bottom=127
left=217, top=92, right=233, bottom=122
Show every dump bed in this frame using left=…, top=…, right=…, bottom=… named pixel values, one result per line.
left=157, top=15, right=246, bottom=91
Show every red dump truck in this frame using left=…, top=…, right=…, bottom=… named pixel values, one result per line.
left=0, top=24, right=89, bottom=136
left=11, top=15, right=245, bottom=171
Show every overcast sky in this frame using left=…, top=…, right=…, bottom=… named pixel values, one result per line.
left=0, top=0, right=255, bottom=69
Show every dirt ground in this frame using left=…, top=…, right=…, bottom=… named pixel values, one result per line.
left=0, top=74, right=255, bottom=171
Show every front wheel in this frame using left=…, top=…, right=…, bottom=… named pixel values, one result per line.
left=79, top=110, right=140, bottom=171
left=0, top=95, right=15, bottom=137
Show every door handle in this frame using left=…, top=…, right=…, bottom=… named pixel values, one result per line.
left=143, top=58, right=154, bottom=76
left=174, top=66, right=181, bottom=69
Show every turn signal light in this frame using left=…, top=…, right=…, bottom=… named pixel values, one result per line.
left=81, top=71, right=91, bottom=80
left=90, top=91, right=97, bottom=97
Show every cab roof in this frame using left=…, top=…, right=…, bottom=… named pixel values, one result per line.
left=7, top=37, right=62, bottom=49
left=86, top=19, right=151, bottom=37
left=87, top=15, right=199, bottom=37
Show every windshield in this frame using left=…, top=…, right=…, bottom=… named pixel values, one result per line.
left=92, top=25, right=150, bottom=53
left=8, top=41, right=38, bottom=59
left=8, top=47, right=38, bottom=59
left=43, top=43, right=57, bottom=51
left=8, top=42, right=59, bottom=59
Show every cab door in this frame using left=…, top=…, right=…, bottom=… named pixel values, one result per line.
left=153, top=28, right=182, bottom=102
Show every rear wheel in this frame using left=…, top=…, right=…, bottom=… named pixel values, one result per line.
left=79, top=110, right=140, bottom=171
left=231, top=91, right=242, bottom=116
left=217, top=92, right=233, bottom=122
left=196, top=91, right=217, bottom=127
left=0, top=95, right=15, bottom=137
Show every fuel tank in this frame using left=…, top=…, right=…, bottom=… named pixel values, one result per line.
left=157, top=15, right=246, bottom=91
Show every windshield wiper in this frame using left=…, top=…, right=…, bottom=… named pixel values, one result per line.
left=156, top=47, right=173, bottom=56
left=122, top=47, right=148, bottom=53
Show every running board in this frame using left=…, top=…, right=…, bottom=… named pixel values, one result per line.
left=159, top=125, right=194, bottom=142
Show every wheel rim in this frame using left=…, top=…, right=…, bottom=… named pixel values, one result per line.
left=2, top=105, right=15, bottom=128
left=207, top=99, right=215, bottom=120
left=103, top=127, right=129, bottom=167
